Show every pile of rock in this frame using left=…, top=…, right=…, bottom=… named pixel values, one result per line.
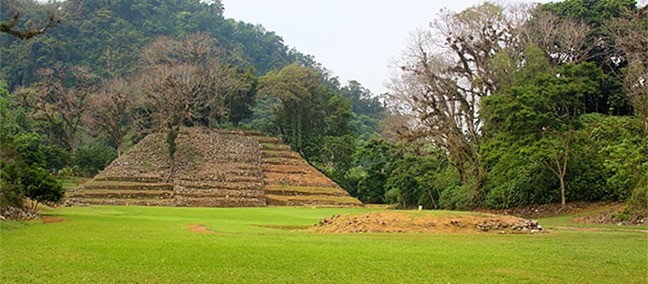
left=0, top=206, right=38, bottom=220
left=475, top=218, right=544, bottom=234
left=317, top=214, right=342, bottom=226
left=312, top=212, right=546, bottom=234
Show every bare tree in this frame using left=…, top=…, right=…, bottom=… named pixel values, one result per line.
left=17, top=65, right=97, bottom=150
left=606, top=4, right=648, bottom=135
left=390, top=2, right=524, bottom=190
left=0, top=0, right=81, bottom=40
left=518, top=9, right=593, bottom=65
left=86, top=79, right=131, bottom=157
left=134, top=32, right=248, bottom=172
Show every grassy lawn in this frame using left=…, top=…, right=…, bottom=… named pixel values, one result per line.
left=1, top=206, right=646, bottom=283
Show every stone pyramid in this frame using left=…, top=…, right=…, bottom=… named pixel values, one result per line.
left=67, top=128, right=362, bottom=207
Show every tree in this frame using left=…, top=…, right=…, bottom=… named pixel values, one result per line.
left=339, top=80, right=383, bottom=119
left=22, top=165, right=63, bottom=209
left=17, top=65, right=97, bottom=150
left=87, top=78, right=131, bottom=156
left=539, top=0, right=638, bottom=115
left=0, top=0, right=64, bottom=39
left=134, top=32, right=248, bottom=169
left=483, top=47, right=603, bottom=207
left=390, top=2, right=523, bottom=196
left=605, top=4, right=648, bottom=135
left=259, top=64, right=330, bottom=158
left=1, top=82, right=65, bottom=209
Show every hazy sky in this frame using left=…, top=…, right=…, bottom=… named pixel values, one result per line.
left=222, top=0, right=551, bottom=95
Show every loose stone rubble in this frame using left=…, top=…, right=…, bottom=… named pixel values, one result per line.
left=312, top=212, right=545, bottom=234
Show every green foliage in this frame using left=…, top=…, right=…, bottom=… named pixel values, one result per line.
left=571, top=114, right=648, bottom=201
left=540, top=0, right=636, bottom=115
left=259, top=64, right=354, bottom=165
left=0, top=160, right=24, bottom=208
left=348, top=139, right=394, bottom=203
left=0, top=81, right=65, bottom=208
left=384, top=154, right=448, bottom=209
left=0, top=0, right=314, bottom=89
left=72, top=143, right=117, bottom=176
left=480, top=47, right=638, bottom=208
left=22, top=165, right=64, bottom=207
left=222, top=68, right=258, bottom=126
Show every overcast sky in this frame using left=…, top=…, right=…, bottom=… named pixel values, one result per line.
left=222, top=0, right=551, bottom=95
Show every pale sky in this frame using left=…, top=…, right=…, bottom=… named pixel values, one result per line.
left=222, top=0, right=552, bottom=95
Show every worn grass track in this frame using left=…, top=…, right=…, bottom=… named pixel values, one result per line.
left=1, top=206, right=646, bottom=283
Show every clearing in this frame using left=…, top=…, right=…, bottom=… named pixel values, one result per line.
left=1, top=206, right=646, bottom=283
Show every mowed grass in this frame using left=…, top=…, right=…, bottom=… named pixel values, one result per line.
left=1, top=206, right=646, bottom=283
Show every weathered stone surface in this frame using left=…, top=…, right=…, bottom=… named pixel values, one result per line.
left=68, top=128, right=362, bottom=207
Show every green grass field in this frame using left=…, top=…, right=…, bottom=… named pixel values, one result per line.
left=1, top=206, right=646, bottom=283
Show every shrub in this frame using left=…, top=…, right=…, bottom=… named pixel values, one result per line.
left=23, top=165, right=64, bottom=208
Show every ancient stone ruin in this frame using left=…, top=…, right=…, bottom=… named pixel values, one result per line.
left=67, top=128, right=362, bottom=207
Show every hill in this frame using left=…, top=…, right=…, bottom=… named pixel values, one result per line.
left=0, top=0, right=316, bottom=89
left=67, top=128, right=361, bottom=207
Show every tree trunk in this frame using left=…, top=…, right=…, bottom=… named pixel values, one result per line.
left=559, top=172, right=566, bottom=208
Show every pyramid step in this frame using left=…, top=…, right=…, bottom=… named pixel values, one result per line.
left=70, top=198, right=174, bottom=207
left=262, top=150, right=301, bottom=159
left=93, top=176, right=162, bottom=183
left=68, top=190, right=173, bottom=199
left=265, top=194, right=362, bottom=207
left=175, top=188, right=265, bottom=198
left=84, top=181, right=174, bottom=191
left=253, top=136, right=283, bottom=144
left=265, top=186, right=346, bottom=197
left=174, top=196, right=266, bottom=207
left=262, top=158, right=302, bottom=165
left=175, top=180, right=263, bottom=190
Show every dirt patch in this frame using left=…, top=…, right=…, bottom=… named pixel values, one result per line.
left=41, top=216, right=68, bottom=224
left=311, top=211, right=545, bottom=234
left=187, top=224, right=217, bottom=235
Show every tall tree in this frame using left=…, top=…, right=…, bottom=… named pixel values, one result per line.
left=86, top=78, right=131, bottom=156
left=605, top=4, right=648, bottom=135
left=483, top=47, right=603, bottom=207
left=390, top=2, right=524, bottom=195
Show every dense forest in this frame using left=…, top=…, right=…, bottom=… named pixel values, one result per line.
left=0, top=0, right=646, bottom=215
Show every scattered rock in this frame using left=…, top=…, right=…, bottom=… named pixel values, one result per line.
left=0, top=206, right=39, bottom=220
left=312, top=211, right=546, bottom=234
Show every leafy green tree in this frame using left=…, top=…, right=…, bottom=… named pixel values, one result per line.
left=483, top=46, right=609, bottom=207
left=259, top=64, right=353, bottom=164
left=540, top=0, right=638, bottom=115
left=22, top=165, right=63, bottom=209
left=1, top=81, right=65, bottom=208
left=349, top=139, right=394, bottom=203
left=73, top=143, right=117, bottom=176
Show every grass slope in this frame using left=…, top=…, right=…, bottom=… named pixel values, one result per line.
left=1, top=206, right=646, bottom=283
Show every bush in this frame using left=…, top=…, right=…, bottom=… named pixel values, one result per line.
left=23, top=165, right=64, bottom=208
left=0, top=161, right=24, bottom=208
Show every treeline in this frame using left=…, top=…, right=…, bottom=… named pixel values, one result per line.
left=1, top=0, right=646, bottom=213
left=363, top=0, right=647, bottom=212
left=0, top=0, right=383, bottom=208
